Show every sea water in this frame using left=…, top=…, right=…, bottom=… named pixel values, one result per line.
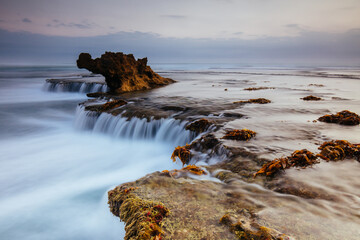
left=0, top=65, right=359, bottom=239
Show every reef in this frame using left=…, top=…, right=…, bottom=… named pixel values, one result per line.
left=318, top=110, right=360, bottom=125
left=233, top=98, right=271, bottom=104
left=77, top=52, right=175, bottom=93
left=301, top=95, right=322, bottom=101
left=222, top=129, right=256, bottom=141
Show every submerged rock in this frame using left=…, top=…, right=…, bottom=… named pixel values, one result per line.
left=185, top=118, right=212, bottom=133
left=84, top=99, right=127, bottom=112
left=318, top=110, right=360, bottom=125
left=77, top=52, right=175, bottom=93
left=301, top=95, right=322, bottom=101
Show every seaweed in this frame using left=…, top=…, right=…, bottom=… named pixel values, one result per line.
left=185, top=118, right=212, bottom=133
left=233, top=98, right=271, bottom=104
left=254, top=149, right=319, bottom=177
left=161, top=165, right=207, bottom=177
left=222, top=129, right=256, bottom=141
left=108, top=186, right=170, bottom=240
left=301, top=95, right=322, bottom=101
left=219, top=212, right=293, bottom=240
left=318, top=140, right=360, bottom=161
left=318, top=110, right=360, bottom=125
left=243, top=87, right=274, bottom=91
left=308, top=84, right=324, bottom=87
left=171, top=144, right=191, bottom=165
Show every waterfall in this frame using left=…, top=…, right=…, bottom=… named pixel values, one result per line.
left=43, top=82, right=109, bottom=93
left=74, top=106, right=196, bottom=146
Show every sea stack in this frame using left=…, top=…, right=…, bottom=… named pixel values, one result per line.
left=77, top=52, right=175, bottom=93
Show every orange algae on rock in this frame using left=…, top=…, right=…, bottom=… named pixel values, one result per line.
left=219, top=212, right=294, bottom=240
left=170, top=144, right=191, bottom=165
left=301, top=95, right=322, bottom=101
left=254, top=149, right=319, bottom=177
left=85, top=99, right=127, bottom=112
left=318, top=140, right=360, bottom=161
left=101, top=99, right=127, bottom=111
left=233, top=98, right=271, bottom=104
left=108, top=186, right=169, bottom=240
left=243, top=87, right=274, bottom=91
left=222, top=129, right=256, bottom=141
left=318, top=110, right=360, bottom=125
left=161, top=165, right=207, bottom=178
left=185, top=118, right=212, bottom=133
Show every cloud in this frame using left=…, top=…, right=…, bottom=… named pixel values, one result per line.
left=233, top=32, right=243, bottom=35
left=47, top=20, right=94, bottom=29
left=22, top=18, right=32, bottom=23
left=160, top=15, right=187, bottom=19
left=0, top=28, right=359, bottom=65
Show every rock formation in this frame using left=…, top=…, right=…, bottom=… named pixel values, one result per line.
left=77, top=52, right=175, bottom=93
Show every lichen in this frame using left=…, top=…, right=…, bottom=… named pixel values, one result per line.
left=108, top=186, right=170, bottom=240
left=222, top=129, right=256, bottom=141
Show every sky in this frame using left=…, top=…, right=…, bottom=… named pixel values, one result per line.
left=0, top=0, right=360, bottom=65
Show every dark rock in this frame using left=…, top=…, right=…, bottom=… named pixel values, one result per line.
left=77, top=52, right=175, bottom=93
left=301, top=95, right=322, bottom=101
left=185, top=118, right=212, bottom=133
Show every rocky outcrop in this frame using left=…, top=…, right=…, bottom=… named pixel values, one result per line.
left=77, top=52, right=175, bottom=93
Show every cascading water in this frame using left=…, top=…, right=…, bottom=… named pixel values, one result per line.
left=74, top=105, right=196, bottom=146
left=43, top=81, right=109, bottom=93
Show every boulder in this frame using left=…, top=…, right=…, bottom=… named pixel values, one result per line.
left=77, top=52, right=175, bottom=93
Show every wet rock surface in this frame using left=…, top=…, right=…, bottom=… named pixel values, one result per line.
left=69, top=67, right=360, bottom=239
left=77, top=52, right=175, bottom=93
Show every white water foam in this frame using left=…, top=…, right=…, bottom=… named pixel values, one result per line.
left=74, top=105, right=196, bottom=146
left=43, top=82, right=109, bottom=93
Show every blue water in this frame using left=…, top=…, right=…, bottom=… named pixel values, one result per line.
left=0, top=66, right=182, bottom=240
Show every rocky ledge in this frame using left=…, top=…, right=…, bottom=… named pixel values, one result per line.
left=77, top=52, right=175, bottom=93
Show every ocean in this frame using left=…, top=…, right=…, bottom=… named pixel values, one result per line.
left=0, top=65, right=359, bottom=239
